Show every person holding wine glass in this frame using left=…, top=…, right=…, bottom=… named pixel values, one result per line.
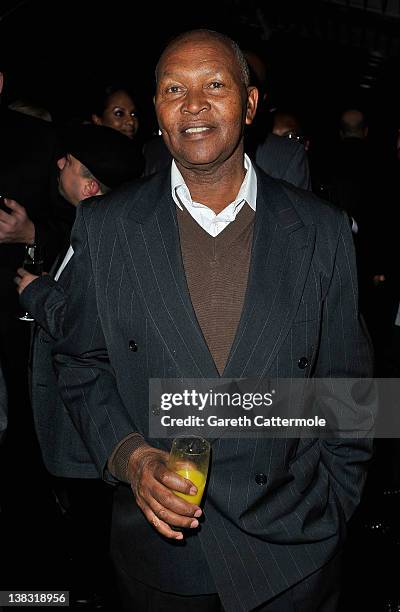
left=14, top=124, right=143, bottom=308
left=0, top=63, right=75, bottom=590
left=13, top=123, right=142, bottom=608
left=53, top=30, right=375, bottom=612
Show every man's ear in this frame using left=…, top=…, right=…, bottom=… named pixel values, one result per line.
left=245, top=86, right=259, bottom=125
left=57, top=156, right=67, bottom=171
left=82, top=179, right=101, bottom=198
left=0, top=72, right=4, bottom=96
left=153, top=95, right=164, bottom=134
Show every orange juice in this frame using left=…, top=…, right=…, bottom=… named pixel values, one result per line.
left=174, top=468, right=206, bottom=506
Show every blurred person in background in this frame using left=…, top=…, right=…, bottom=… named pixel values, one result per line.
left=14, top=124, right=143, bottom=608
left=0, top=56, right=75, bottom=597
left=0, top=62, right=73, bottom=436
left=91, top=83, right=139, bottom=140
left=243, top=50, right=311, bottom=190
left=271, top=108, right=310, bottom=151
left=315, top=107, right=386, bottom=329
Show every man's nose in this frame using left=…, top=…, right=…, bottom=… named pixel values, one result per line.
left=182, top=89, right=210, bottom=115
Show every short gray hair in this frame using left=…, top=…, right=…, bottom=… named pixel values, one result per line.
left=156, top=29, right=250, bottom=87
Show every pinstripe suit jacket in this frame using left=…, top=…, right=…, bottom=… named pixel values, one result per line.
left=54, top=166, right=374, bottom=611
left=20, top=257, right=98, bottom=478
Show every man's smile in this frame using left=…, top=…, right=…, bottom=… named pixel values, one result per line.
left=179, top=123, right=215, bottom=137
left=184, top=126, right=210, bottom=133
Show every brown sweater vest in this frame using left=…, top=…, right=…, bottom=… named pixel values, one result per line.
left=109, top=204, right=255, bottom=483
left=177, top=203, right=255, bottom=375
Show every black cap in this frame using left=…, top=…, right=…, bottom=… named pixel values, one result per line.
left=60, top=124, right=143, bottom=189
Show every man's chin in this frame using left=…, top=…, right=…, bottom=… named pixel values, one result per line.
left=171, top=139, right=243, bottom=173
left=174, top=152, right=223, bottom=172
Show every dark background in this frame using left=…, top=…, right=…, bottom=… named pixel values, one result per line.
left=1, top=0, right=400, bottom=148
left=2, top=1, right=400, bottom=608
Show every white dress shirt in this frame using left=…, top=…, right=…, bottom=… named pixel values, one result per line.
left=54, top=156, right=256, bottom=281
left=171, top=154, right=257, bottom=236
left=54, top=245, right=74, bottom=281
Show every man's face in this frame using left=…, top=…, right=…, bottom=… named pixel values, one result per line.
left=155, top=35, right=258, bottom=171
left=57, top=154, right=87, bottom=206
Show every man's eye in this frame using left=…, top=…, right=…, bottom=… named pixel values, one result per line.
left=209, top=82, right=223, bottom=89
left=166, top=85, right=181, bottom=94
left=114, top=110, right=124, bottom=117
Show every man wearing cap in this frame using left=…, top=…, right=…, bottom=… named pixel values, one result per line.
left=14, top=124, right=142, bottom=607
left=15, top=124, right=142, bottom=303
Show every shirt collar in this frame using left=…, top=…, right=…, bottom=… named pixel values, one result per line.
left=171, top=154, right=257, bottom=213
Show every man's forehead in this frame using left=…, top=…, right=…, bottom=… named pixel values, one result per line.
left=157, top=35, right=239, bottom=78
left=161, top=35, right=234, bottom=63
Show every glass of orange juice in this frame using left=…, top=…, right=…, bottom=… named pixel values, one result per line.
left=168, top=436, right=210, bottom=506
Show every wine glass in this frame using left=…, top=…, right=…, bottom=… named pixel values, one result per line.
left=168, top=435, right=210, bottom=506
left=18, top=244, right=44, bottom=322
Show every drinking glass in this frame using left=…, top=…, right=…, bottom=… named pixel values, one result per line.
left=168, top=436, right=210, bottom=506
left=18, top=244, right=44, bottom=322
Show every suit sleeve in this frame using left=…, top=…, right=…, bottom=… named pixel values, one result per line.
left=53, top=204, right=139, bottom=481
left=315, top=211, right=375, bottom=521
left=19, top=276, right=67, bottom=340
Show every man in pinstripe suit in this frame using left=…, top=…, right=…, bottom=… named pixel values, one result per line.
left=55, top=30, right=374, bottom=611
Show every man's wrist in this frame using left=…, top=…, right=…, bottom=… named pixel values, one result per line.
left=127, top=444, right=154, bottom=481
left=25, top=220, right=35, bottom=245
left=108, top=433, right=149, bottom=483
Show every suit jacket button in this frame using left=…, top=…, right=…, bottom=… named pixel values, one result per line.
left=255, top=473, right=268, bottom=485
left=129, top=340, right=138, bottom=352
left=298, top=357, right=309, bottom=369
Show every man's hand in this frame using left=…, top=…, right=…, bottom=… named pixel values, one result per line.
left=128, top=445, right=203, bottom=540
left=0, top=199, right=35, bottom=244
left=14, top=267, right=40, bottom=294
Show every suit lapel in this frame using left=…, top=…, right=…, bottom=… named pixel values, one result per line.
left=116, top=169, right=315, bottom=380
left=117, top=171, right=219, bottom=378
left=223, top=171, right=316, bottom=378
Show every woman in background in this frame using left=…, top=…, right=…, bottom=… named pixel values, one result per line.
left=91, top=83, right=139, bottom=140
